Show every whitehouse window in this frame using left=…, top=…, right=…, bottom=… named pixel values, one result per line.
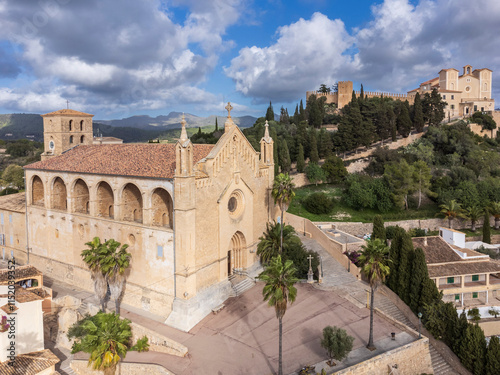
left=472, top=275, right=479, bottom=282
left=447, top=277, right=454, bottom=284
left=451, top=95, right=454, bottom=100
left=473, top=292, right=478, bottom=299
left=455, top=294, right=460, bottom=301
left=442, top=95, right=446, bottom=100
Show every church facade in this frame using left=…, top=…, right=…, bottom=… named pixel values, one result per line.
left=13, top=105, right=275, bottom=331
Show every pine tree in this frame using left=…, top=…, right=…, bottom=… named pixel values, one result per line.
left=371, top=215, right=386, bottom=242
left=458, top=323, right=487, bottom=375
left=266, top=101, right=275, bottom=121
left=397, top=231, right=413, bottom=304
left=413, top=92, right=424, bottom=132
left=409, top=247, right=427, bottom=313
left=296, top=144, right=305, bottom=173
left=309, top=131, right=319, bottom=163
left=483, top=210, right=491, bottom=244
left=486, top=335, right=500, bottom=375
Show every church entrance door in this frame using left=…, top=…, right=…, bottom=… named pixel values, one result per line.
left=228, top=231, right=246, bottom=276
left=228, top=251, right=232, bottom=276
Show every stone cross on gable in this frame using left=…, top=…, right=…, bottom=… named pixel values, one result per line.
left=225, top=102, right=233, bottom=118
left=66, top=99, right=70, bottom=109
left=307, top=254, right=313, bottom=268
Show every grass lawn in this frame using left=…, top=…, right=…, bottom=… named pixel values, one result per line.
left=288, top=183, right=441, bottom=223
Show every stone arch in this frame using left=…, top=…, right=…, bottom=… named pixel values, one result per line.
left=228, top=231, right=246, bottom=275
left=80, top=135, right=85, bottom=144
left=51, top=177, right=67, bottom=211
left=31, top=175, right=45, bottom=207
left=151, top=188, right=173, bottom=229
left=69, top=120, right=73, bottom=131
left=121, top=183, right=143, bottom=223
left=80, top=120, right=84, bottom=131
left=69, top=135, right=74, bottom=144
left=72, top=179, right=90, bottom=214
left=97, top=181, right=114, bottom=218
left=484, top=82, right=488, bottom=91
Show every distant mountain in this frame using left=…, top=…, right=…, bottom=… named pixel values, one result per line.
left=96, top=112, right=257, bottom=130
left=0, top=112, right=258, bottom=142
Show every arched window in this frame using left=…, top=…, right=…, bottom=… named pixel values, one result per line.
left=97, top=182, right=114, bottom=218
left=69, top=120, right=73, bottom=131
left=80, top=135, right=84, bottom=143
left=73, top=179, right=90, bottom=214
left=484, top=82, right=488, bottom=91
left=151, top=188, right=173, bottom=229
left=51, top=177, right=67, bottom=211
left=32, top=176, right=45, bottom=207
left=80, top=120, right=84, bottom=131
left=69, top=135, right=74, bottom=144
left=122, top=184, right=143, bottom=223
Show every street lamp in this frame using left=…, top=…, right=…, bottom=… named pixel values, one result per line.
left=418, top=312, right=423, bottom=339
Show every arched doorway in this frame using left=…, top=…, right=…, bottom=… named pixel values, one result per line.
left=32, top=175, right=45, bottom=207
left=73, top=179, right=90, bottom=214
left=122, top=183, right=143, bottom=223
left=151, top=188, right=173, bottom=229
left=97, top=181, right=114, bottom=218
left=228, top=232, right=246, bottom=276
left=51, top=177, right=67, bottom=210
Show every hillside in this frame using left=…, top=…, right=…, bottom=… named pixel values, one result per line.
left=0, top=112, right=258, bottom=143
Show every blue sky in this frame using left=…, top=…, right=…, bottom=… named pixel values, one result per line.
left=0, top=0, right=499, bottom=120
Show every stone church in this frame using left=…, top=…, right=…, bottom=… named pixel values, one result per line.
left=8, top=104, right=275, bottom=331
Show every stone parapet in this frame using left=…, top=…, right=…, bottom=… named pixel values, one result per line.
left=71, top=360, right=174, bottom=375
left=131, top=321, right=187, bottom=357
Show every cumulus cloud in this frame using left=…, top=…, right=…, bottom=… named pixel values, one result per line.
left=226, top=0, right=500, bottom=102
left=0, top=0, right=244, bottom=115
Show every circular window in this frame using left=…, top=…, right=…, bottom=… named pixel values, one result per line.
left=228, top=190, right=244, bottom=217
left=49, top=140, right=55, bottom=150
left=228, top=197, right=237, bottom=212
left=465, top=86, right=471, bottom=92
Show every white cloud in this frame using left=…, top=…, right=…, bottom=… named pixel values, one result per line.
left=226, top=0, right=500, bottom=103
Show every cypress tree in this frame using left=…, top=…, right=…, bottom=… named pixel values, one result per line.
left=299, top=100, right=305, bottom=122
left=266, top=101, right=275, bottom=121
left=441, top=302, right=460, bottom=347
left=387, top=105, right=397, bottom=141
left=413, top=92, right=424, bottom=132
left=387, top=227, right=405, bottom=291
left=360, top=84, right=364, bottom=100
left=279, top=139, right=291, bottom=173
left=293, top=104, right=299, bottom=124
left=458, top=323, right=487, bottom=375
left=318, top=129, right=333, bottom=158
left=396, top=102, right=412, bottom=138
left=372, top=215, right=386, bottom=242
left=296, top=144, right=305, bottom=173
left=409, top=247, right=427, bottom=313
left=486, top=335, right=500, bottom=375
left=483, top=210, right=491, bottom=244
left=419, top=278, right=441, bottom=311
left=453, top=309, right=469, bottom=353
left=397, top=231, right=413, bottom=304
left=309, top=131, right=319, bottom=163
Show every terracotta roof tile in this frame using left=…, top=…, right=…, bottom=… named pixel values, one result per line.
left=0, top=193, right=26, bottom=213
left=0, top=349, right=59, bottom=375
left=25, top=144, right=215, bottom=179
left=412, top=237, right=462, bottom=264
left=42, top=109, right=93, bottom=117
left=0, top=303, right=18, bottom=314
left=0, top=266, right=42, bottom=284
left=428, top=261, right=500, bottom=278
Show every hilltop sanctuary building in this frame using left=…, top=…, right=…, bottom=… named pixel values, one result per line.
left=1, top=104, right=275, bottom=331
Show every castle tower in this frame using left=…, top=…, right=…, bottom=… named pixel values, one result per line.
left=260, top=120, right=274, bottom=165
left=41, top=109, right=93, bottom=161
left=337, top=81, right=354, bottom=109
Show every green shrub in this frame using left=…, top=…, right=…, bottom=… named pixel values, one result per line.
left=303, top=192, right=334, bottom=214
left=408, top=228, right=426, bottom=237
left=385, top=225, right=400, bottom=240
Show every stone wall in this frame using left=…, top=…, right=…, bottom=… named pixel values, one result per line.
left=130, top=321, right=188, bottom=357
left=285, top=213, right=362, bottom=279
left=290, top=173, right=310, bottom=188
left=333, top=217, right=497, bottom=237
left=334, top=338, right=432, bottom=375
left=71, top=360, right=173, bottom=375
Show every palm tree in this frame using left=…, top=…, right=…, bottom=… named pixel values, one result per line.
left=81, top=237, right=109, bottom=312
left=463, top=205, right=483, bottom=232
left=438, top=200, right=463, bottom=229
left=68, top=312, right=149, bottom=375
left=272, top=173, right=295, bottom=253
left=358, top=238, right=391, bottom=350
left=258, top=255, right=298, bottom=375
left=101, top=239, right=131, bottom=315
left=489, top=201, right=500, bottom=230
left=257, top=221, right=296, bottom=264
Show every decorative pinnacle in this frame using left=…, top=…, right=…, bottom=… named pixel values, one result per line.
left=264, top=120, right=270, bottom=140
left=180, top=113, right=188, bottom=142
left=225, top=102, right=233, bottom=118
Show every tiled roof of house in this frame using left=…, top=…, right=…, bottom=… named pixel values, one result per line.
left=0, top=193, right=26, bottom=213
left=25, top=143, right=215, bottom=179
left=42, top=109, right=93, bottom=117
left=0, top=303, right=18, bottom=314
left=428, top=261, right=500, bottom=278
left=0, top=349, right=59, bottom=375
left=412, top=237, right=462, bottom=264
left=0, top=265, right=42, bottom=284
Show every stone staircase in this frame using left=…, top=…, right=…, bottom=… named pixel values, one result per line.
left=229, top=274, right=256, bottom=297
left=374, top=293, right=455, bottom=375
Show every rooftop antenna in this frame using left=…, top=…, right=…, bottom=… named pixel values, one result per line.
left=66, top=99, right=69, bottom=109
